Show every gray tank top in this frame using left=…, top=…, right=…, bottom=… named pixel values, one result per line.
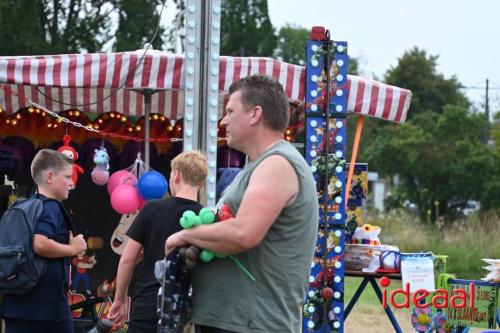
left=191, top=140, right=318, bottom=332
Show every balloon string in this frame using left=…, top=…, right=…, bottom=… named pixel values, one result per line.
left=228, top=255, right=256, bottom=282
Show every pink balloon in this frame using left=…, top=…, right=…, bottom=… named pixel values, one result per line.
left=91, top=168, right=109, bottom=186
left=107, top=170, right=137, bottom=195
left=110, top=185, right=141, bottom=214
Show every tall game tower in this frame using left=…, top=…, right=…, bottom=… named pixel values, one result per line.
left=302, top=27, right=349, bottom=333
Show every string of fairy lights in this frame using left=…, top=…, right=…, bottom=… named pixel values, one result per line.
left=0, top=87, right=301, bottom=144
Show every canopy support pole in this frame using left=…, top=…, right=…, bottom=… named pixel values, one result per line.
left=185, top=0, right=221, bottom=206
left=144, top=90, right=152, bottom=171
left=133, top=88, right=158, bottom=171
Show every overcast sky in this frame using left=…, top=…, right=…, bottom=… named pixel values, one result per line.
left=268, top=0, right=500, bottom=112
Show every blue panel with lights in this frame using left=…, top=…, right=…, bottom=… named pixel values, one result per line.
left=302, top=29, right=349, bottom=333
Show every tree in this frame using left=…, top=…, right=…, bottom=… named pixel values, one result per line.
left=348, top=57, right=360, bottom=76
left=114, top=0, right=164, bottom=51
left=0, top=0, right=48, bottom=55
left=365, top=105, right=495, bottom=221
left=221, top=0, right=277, bottom=56
left=164, top=0, right=185, bottom=53
left=353, top=49, right=467, bottom=149
left=275, top=24, right=361, bottom=73
left=384, top=47, right=469, bottom=119
left=275, top=24, right=309, bottom=65
left=0, top=0, right=116, bottom=55
left=481, top=112, right=500, bottom=210
left=348, top=48, right=489, bottom=222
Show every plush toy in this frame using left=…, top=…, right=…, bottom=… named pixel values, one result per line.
left=91, top=146, right=110, bottom=185
left=352, top=224, right=381, bottom=246
left=58, top=135, right=84, bottom=187
left=93, top=147, right=109, bottom=171
left=156, top=204, right=253, bottom=332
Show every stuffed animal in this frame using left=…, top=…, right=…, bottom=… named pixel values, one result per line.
left=352, top=224, right=381, bottom=246
left=57, top=135, right=84, bottom=188
left=93, top=147, right=109, bottom=171
left=91, top=146, right=110, bottom=185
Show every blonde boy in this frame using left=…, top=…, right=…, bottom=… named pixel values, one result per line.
left=109, top=150, right=208, bottom=333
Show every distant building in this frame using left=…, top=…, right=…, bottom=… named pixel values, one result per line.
left=367, top=171, right=385, bottom=212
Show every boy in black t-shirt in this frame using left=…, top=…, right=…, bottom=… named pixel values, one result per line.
left=108, top=151, right=208, bottom=333
left=1, top=149, right=87, bottom=333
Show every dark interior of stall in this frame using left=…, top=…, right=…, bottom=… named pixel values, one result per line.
left=0, top=105, right=300, bottom=328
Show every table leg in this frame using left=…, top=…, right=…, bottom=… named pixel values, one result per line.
left=368, top=278, right=403, bottom=333
left=345, top=277, right=369, bottom=319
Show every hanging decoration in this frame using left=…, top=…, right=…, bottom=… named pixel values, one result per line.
left=57, top=134, right=84, bottom=188
left=107, top=153, right=167, bottom=214
left=136, top=171, right=168, bottom=200
left=91, top=143, right=110, bottom=186
left=107, top=170, right=137, bottom=196
left=111, top=184, right=142, bottom=215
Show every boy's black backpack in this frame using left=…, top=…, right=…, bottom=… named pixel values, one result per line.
left=0, top=197, right=49, bottom=294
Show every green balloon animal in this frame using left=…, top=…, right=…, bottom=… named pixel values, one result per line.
left=178, top=205, right=255, bottom=282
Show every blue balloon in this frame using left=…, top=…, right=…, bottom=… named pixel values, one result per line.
left=137, top=171, right=168, bottom=200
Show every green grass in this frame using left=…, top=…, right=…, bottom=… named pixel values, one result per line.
left=344, top=277, right=414, bottom=331
left=345, top=277, right=390, bottom=306
left=344, top=277, right=408, bottom=306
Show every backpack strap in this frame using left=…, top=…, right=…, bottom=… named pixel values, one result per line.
left=56, top=201, right=76, bottom=234
left=34, top=195, right=75, bottom=294
left=34, top=194, right=76, bottom=233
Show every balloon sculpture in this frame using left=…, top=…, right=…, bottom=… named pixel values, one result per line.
left=155, top=205, right=255, bottom=332
left=57, top=134, right=84, bottom=188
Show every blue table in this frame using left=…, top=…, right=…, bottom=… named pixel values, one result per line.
left=345, top=270, right=403, bottom=333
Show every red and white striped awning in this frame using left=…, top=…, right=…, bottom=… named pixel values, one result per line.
left=0, top=51, right=411, bottom=123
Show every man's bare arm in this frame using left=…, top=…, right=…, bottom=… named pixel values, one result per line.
left=165, top=154, right=299, bottom=254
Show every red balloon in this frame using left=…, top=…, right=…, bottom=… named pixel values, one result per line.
left=107, top=170, right=137, bottom=195
left=110, top=185, right=141, bottom=214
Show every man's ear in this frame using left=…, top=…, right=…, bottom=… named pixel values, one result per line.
left=250, top=106, right=263, bottom=125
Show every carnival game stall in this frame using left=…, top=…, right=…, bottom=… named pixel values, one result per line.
left=0, top=41, right=414, bottom=330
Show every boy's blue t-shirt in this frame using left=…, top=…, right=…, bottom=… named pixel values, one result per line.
left=1, top=196, right=72, bottom=321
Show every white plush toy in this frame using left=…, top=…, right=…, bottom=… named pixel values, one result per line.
left=352, top=224, right=381, bottom=246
